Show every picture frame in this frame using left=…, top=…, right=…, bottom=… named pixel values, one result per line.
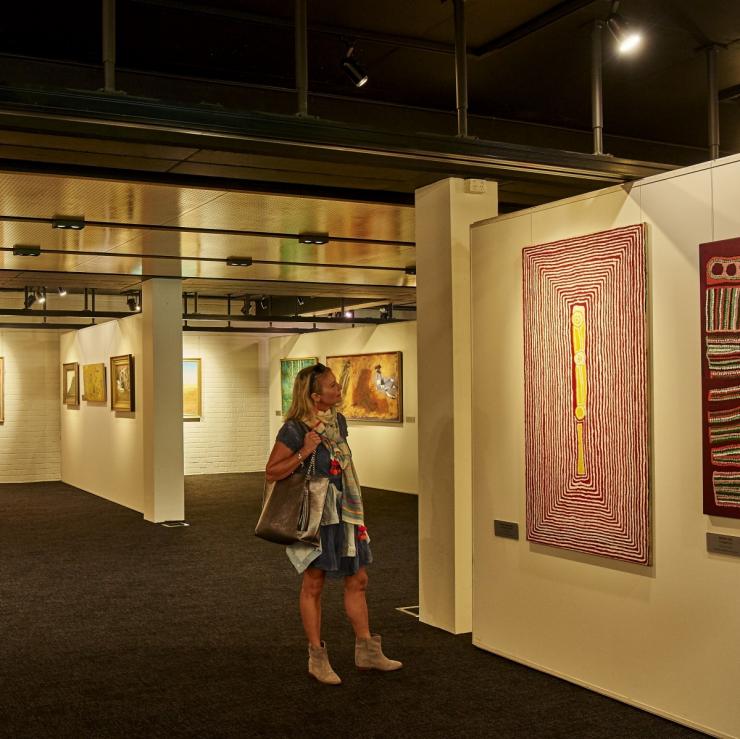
left=110, top=354, right=135, bottom=412
left=183, top=358, right=202, bottom=420
left=62, top=362, right=80, bottom=406
left=82, top=363, right=107, bottom=403
left=325, top=352, right=403, bottom=423
left=280, top=357, right=318, bottom=415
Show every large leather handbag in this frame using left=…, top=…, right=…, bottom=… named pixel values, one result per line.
left=255, top=450, right=329, bottom=547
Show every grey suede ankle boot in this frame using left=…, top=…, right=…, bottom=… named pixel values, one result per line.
left=308, top=641, right=342, bottom=685
left=355, top=634, right=403, bottom=671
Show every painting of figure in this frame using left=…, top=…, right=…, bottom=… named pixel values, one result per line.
left=522, top=224, right=650, bottom=565
left=82, top=363, right=106, bottom=402
left=326, top=352, right=402, bottom=423
left=110, top=354, right=135, bottom=412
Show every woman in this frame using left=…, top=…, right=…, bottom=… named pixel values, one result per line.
left=266, top=363, right=402, bottom=685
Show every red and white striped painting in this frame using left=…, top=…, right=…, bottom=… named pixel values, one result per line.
left=522, top=224, right=650, bottom=565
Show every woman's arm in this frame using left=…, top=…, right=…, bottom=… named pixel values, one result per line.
left=265, top=430, right=322, bottom=482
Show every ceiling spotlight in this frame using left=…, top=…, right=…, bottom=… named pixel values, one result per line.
left=297, top=297, right=305, bottom=307
left=240, top=297, right=252, bottom=316
left=126, top=293, right=141, bottom=312
left=36, top=287, right=46, bottom=305
left=57, top=287, right=68, bottom=297
left=12, top=244, right=41, bottom=257
left=606, top=6, right=642, bottom=54
left=259, top=296, right=268, bottom=311
left=405, top=265, right=417, bottom=276
left=52, top=216, right=86, bottom=230
left=344, top=310, right=354, bottom=319
left=226, top=256, right=253, bottom=267
left=24, top=290, right=36, bottom=309
left=298, top=233, right=329, bottom=245
left=341, top=44, right=369, bottom=88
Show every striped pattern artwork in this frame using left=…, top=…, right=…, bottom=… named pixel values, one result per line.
left=712, top=472, right=740, bottom=507
left=522, top=224, right=650, bottom=565
left=706, top=287, right=740, bottom=332
left=701, top=236, right=740, bottom=519
left=705, top=337, right=740, bottom=376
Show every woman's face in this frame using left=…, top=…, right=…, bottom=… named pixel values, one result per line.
left=312, top=370, right=342, bottom=409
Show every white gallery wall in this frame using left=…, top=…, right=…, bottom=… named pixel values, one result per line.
left=470, top=153, right=740, bottom=737
left=60, top=316, right=145, bottom=512
left=182, top=332, right=270, bottom=475
left=269, top=321, right=418, bottom=494
left=0, top=330, right=60, bottom=482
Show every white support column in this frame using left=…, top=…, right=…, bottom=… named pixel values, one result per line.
left=415, top=178, right=498, bottom=634
left=141, top=278, right=184, bottom=522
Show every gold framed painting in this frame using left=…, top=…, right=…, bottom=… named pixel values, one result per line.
left=0, top=356, right=4, bottom=423
left=110, top=354, right=135, bottom=412
left=183, top=358, right=202, bottom=420
left=82, top=363, right=106, bottom=402
left=62, top=362, right=80, bottom=406
left=326, top=351, right=403, bottom=423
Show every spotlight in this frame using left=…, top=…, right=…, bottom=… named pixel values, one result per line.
left=240, top=297, right=251, bottom=316
left=36, top=287, right=46, bottom=305
left=52, top=216, right=85, bottom=230
left=344, top=310, right=354, bottom=319
left=297, top=297, right=305, bottom=307
left=298, top=233, right=329, bottom=245
left=606, top=10, right=642, bottom=53
left=259, top=296, right=268, bottom=311
left=341, top=44, right=368, bottom=87
left=57, top=287, right=68, bottom=297
left=12, top=244, right=41, bottom=257
left=226, top=256, right=253, bottom=267
left=126, top=293, right=141, bottom=312
left=405, top=265, right=416, bottom=276
left=24, top=290, right=36, bottom=309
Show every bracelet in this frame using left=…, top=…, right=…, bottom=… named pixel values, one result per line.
left=296, top=451, right=304, bottom=464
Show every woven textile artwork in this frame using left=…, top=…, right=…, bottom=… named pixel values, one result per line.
left=700, top=236, right=740, bottom=518
left=522, top=224, right=650, bottom=564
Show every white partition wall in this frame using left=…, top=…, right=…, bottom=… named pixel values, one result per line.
left=269, top=321, right=417, bottom=494
left=470, top=154, right=740, bottom=737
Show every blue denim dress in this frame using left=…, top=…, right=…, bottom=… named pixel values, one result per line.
left=276, top=416, right=372, bottom=577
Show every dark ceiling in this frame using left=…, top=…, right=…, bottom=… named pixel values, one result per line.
left=1, top=0, right=737, bottom=157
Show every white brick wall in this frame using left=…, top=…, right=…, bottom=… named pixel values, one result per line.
left=0, top=330, right=61, bottom=482
left=182, top=333, right=270, bottom=475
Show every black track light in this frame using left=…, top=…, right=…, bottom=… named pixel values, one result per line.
left=24, top=290, right=36, bottom=309
left=606, top=2, right=642, bottom=54
left=52, top=216, right=86, bottom=230
left=341, top=44, right=368, bottom=87
left=126, top=293, right=141, bottom=312
left=36, top=287, right=46, bottom=305
left=298, top=233, right=329, bottom=245
left=57, top=287, right=68, bottom=297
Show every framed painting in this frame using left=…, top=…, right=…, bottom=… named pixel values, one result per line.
left=0, top=357, right=4, bottom=423
left=280, top=357, right=317, bottom=415
left=82, top=363, right=106, bottom=402
left=522, top=224, right=650, bottom=565
left=110, top=354, right=135, bottom=412
left=325, top=352, right=402, bottom=423
left=62, top=362, right=80, bottom=406
left=700, top=235, right=740, bottom=519
left=183, top=358, right=202, bottom=419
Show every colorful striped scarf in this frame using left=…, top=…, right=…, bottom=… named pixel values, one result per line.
left=302, top=407, right=365, bottom=526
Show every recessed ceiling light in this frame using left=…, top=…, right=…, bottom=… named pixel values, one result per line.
left=298, top=233, right=329, bottom=245
left=12, top=244, right=41, bottom=256
left=52, top=216, right=86, bottom=230
left=226, top=256, right=253, bottom=267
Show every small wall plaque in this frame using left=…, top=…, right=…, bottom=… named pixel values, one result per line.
left=707, top=532, right=740, bottom=558
left=494, top=520, right=520, bottom=540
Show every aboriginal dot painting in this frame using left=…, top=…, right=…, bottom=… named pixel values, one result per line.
left=700, top=236, right=740, bottom=519
left=522, top=224, right=650, bottom=565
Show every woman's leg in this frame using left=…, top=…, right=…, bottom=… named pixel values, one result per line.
left=343, top=567, right=371, bottom=640
left=300, top=568, right=326, bottom=647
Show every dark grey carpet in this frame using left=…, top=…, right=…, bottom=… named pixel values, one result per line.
left=0, top=475, right=704, bottom=739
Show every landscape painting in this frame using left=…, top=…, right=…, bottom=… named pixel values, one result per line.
left=62, top=362, right=80, bottom=406
left=183, top=358, right=202, bottom=419
left=280, top=357, right=317, bottom=415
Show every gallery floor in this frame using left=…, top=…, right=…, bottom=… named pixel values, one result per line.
left=1, top=475, right=704, bottom=738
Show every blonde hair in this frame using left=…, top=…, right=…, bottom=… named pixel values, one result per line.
left=285, top=363, right=328, bottom=421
